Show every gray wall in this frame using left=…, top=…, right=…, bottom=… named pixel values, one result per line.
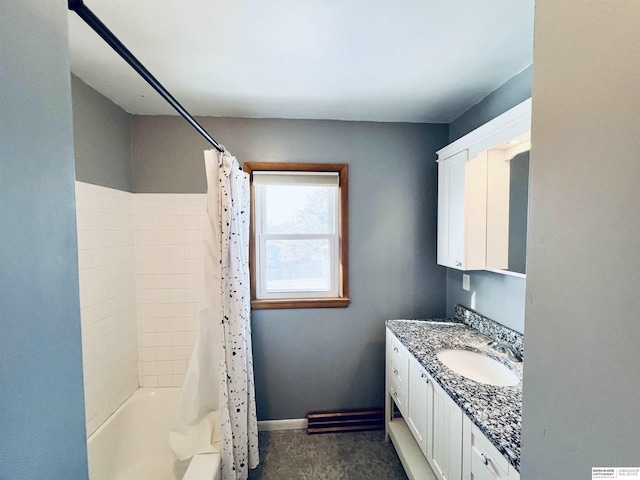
left=445, top=66, right=532, bottom=334
left=71, top=74, right=133, bottom=191
left=521, top=2, right=640, bottom=477
left=446, top=269, right=526, bottom=333
left=132, top=116, right=449, bottom=419
left=449, top=65, right=533, bottom=143
left=0, top=1, right=88, bottom=478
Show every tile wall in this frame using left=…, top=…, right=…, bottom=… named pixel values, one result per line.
left=75, top=182, right=138, bottom=436
left=133, top=194, right=207, bottom=388
left=76, top=183, right=208, bottom=435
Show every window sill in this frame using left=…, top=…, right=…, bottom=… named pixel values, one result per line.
left=251, top=297, right=351, bottom=310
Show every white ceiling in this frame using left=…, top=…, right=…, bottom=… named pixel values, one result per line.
left=67, top=0, right=534, bottom=123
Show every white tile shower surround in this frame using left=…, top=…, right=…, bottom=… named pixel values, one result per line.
left=134, top=192, right=207, bottom=390
left=75, top=182, right=207, bottom=436
left=76, top=182, right=138, bottom=436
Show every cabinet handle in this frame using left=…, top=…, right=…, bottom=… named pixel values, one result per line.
left=456, top=261, right=462, bottom=267
left=393, top=346, right=399, bottom=352
left=393, top=368, right=398, bottom=375
left=481, top=453, right=490, bottom=466
left=391, top=388, right=398, bottom=398
left=420, top=372, right=428, bottom=380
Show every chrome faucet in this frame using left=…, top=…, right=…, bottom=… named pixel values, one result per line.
left=487, top=341, right=522, bottom=362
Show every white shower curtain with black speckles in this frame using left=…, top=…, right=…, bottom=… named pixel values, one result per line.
left=170, top=149, right=259, bottom=480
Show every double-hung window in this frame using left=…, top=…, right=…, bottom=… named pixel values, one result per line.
left=244, top=163, right=349, bottom=309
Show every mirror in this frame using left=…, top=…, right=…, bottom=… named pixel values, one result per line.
left=507, top=151, right=529, bottom=274
left=485, top=134, right=530, bottom=277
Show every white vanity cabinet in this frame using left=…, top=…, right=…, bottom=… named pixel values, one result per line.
left=386, top=328, right=463, bottom=480
left=436, top=149, right=488, bottom=270
left=386, top=328, right=519, bottom=480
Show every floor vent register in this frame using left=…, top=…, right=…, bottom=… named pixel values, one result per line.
left=307, top=408, right=384, bottom=434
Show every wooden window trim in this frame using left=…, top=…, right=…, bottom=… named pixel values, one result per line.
left=244, top=162, right=350, bottom=310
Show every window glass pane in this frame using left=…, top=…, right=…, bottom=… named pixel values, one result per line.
left=265, top=239, right=331, bottom=291
left=264, top=185, right=334, bottom=234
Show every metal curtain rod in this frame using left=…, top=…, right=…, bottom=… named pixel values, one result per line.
left=68, top=0, right=225, bottom=153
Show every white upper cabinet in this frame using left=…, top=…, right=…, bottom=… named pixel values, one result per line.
left=436, top=98, right=532, bottom=272
left=437, top=149, right=488, bottom=270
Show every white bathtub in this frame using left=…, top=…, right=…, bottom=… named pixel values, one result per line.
left=88, top=388, right=221, bottom=480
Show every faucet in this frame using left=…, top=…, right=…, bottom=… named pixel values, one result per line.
left=487, top=341, right=522, bottom=362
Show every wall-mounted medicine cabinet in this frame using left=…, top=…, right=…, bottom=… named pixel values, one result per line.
left=436, top=98, right=531, bottom=277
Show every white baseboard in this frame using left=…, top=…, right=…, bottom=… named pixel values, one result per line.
left=258, top=418, right=308, bottom=432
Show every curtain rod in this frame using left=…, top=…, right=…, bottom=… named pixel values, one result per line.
left=68, top=0, right=225, bottom=153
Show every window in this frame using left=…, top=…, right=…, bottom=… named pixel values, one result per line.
left=244, top=163, right=349, bottom=309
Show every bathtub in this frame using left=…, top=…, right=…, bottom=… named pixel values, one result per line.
left=87, top=388, right=221, bottom=480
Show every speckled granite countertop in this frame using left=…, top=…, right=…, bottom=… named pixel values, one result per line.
left=386, top=318, right=522, bottom=472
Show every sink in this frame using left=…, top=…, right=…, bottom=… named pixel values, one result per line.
left=436, top=349, right=519, bottom=386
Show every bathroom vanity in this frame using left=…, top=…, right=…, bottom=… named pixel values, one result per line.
left=385, top=308, right=523, bottom=480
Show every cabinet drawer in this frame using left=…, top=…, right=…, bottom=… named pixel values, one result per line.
left=389, top=355, right=408, bottom=389
left=388, top=382, right=406, bottom=413
left=389, top=337, right=409, bottom=380
left=470, top=424, right=510, bottom=479
left=387, top=331, right=409, bottom=388
left=386, top=329, right=410, bottom=415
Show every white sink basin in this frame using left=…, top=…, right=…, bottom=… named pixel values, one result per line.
left=436, top=349, right=519, bottom=387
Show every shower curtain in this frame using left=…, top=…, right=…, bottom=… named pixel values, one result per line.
left=170, top=149, right=259, bottom=480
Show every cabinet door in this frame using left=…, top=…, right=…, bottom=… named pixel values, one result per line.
left=437, top=150, right=467, bottom=269
left=437, top=150, right=488, bottom=271
left=406, top=357, right=433, bottom=456
left=430, top=382, right=463, bottom=480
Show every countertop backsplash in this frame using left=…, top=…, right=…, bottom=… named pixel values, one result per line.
left=454, top=304, right=524, bottom=359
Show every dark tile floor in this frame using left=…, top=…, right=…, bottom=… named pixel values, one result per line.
left=247, top=429, right=409, bottom=480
